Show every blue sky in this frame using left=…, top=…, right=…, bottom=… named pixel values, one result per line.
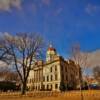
left=0, top=0, right=100, bottom=58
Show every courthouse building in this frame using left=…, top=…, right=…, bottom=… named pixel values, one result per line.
left=27, top=45, right=80, bottom=91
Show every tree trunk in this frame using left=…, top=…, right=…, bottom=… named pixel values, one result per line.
left=79, top=68, right=84, bottom=100
left=21, top=82, right=27, bottom=95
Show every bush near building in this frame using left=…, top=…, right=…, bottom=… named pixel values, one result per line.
left=0, top=81, right=20, bottom=92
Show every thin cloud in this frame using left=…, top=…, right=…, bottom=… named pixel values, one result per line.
left=53, top=7, right=63, bottom=16
left=31, top=3, right=37, bottom=13
left=85, top=4, right=100, bottom=15
left=0, top=0, right=22, bottom=12
left=26, top=3, right=37, bottom=14
left=41, top=0, right=51, bottom=6
left=86, top=50, right=100, bottom=68
left=79, top=50, right=100, bottom=68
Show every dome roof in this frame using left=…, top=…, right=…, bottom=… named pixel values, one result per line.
left=47, top=44, right=56, bottom=52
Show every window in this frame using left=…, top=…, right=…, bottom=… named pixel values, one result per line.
left=50, top=67, right=52, bottom=72
left=62, top=74, right=64, bottom=81
left=30, top=79, right=31, bottom=83
left=43, top=85, right=45, bottom=89
left=32, top=78, right=34, bottom=83
left=51, top=75, right=53, bottom=81
left=47, top=76, right=49, bottom=81
left=55, top=84, right=58, bottom=89
left=43, top=76, right=45, bottom=81
left=66, top=75, right=68, bottom=80
left=65, top=67, right=67, bottom=72
left=61, top=66, right=63, bottom=71
left=38, top=85, right=40, bottom=90
left=51, top=84, right=52, bottom=90
left=55, top=65, right=57, bottom=71
left=47, top=84, right=49, bottom=90
left=55, top=74, right=58, bottom=80
left=36, top=86, right=37, bottom=90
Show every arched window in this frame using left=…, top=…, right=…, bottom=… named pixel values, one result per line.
left=55, top=65, right=57, bottom=71
left=50, top=67, right=52, bottom=72
left=43, top=76, right=45, bottom=81
left=32, top=78, right=34, bottom=83
left=47, top=76, right=49, bottom=81
left=51, top=84, right=52, bottom=90
left=30, top=79, right=31, bottom=83
left=51, top=75, right=53, bottom=81
left=65, top=67, right=67, bottom=72
left=55, top=84, right=58, bottom=89
left=47, top=84, right=49, bottom=90
left=55, top=74, right=58, bottom=80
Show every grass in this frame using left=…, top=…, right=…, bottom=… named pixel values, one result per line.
left=0, top=90, right=100, bottom=100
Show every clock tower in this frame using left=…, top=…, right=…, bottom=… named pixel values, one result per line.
left=46, top=44, right=57, bottom=62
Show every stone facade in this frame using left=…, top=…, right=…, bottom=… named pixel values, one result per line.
left=27, top=45, right=80, bottom=91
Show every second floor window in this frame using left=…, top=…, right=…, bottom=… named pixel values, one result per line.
left=65, top=67, right=67, bottom=72
left=43, top=76, right=45, bottom=81
left=30, top=79, right=31, bottom=83
left=50, top=67, right=52, bottom=72
left=66, top=75, right=68, bottom=80
left=47, top=75, right=49, bottom=81
left=55, top=65, right=57, bottom=71
left=55, top=74, right=58, bottom=80
left=62, top=74, right=64, bottom=81
left=61, top=66, right=63, bottom=71
left=51, top=75, right=53, bottom=81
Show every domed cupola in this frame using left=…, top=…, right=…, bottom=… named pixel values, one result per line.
left=46, top=44, right=57, bottom=61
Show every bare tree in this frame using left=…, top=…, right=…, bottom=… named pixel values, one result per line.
left=0, top=70, right=19, bottom=82
left=0, top=32, right=44, bottom=94
left=93, top=66, right=100, bottom=83
left=70, top=43, right=88, bottom=100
